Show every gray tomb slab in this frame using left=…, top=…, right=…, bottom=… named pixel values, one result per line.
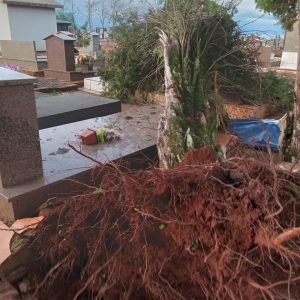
left=0, top=105, right=161, bottom=222
left=0, top=67, right=43, bottom=188
left=36, top=91, right=121, bottom=129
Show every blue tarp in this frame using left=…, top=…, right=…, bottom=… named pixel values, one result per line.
left=228, top=118, right=281, bottom=151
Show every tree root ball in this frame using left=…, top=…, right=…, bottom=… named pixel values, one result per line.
left=28, top=147, right=300, bottom=300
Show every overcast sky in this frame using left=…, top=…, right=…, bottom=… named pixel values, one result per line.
left=235, top=0, right=284, bottom=36
left=61, top=0, right=284, bottom=37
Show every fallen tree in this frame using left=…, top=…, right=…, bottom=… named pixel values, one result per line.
left=13, top=147, right=299, bottom=300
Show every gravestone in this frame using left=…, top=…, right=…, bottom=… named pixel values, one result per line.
left=44, top=33, right=95, bottom=81
left=45, top=33, right=76, bottom=72
left=90, top=32, right=100, bottom=52
left=0, top=105, right=161, bottom=222
left=0, top=67, right=43, bottom=187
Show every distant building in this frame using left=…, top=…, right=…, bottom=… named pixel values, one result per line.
left=100, top=39, right=117, bottom=53
left=95, top=27, right=117, bottom=53
left=244, top=34, right=284, bottom=69
left=280, top=21, right=299, bottom=70
left=57, top=19, right=72, bottom=32
left=0, top=0, right=63, bottom=51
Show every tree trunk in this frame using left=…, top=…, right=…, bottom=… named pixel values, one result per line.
left=292, top=4, right=300, bottom=152
left=157, top=31, right=181, bottom=169
left=297, top=3, right=300, bottom=115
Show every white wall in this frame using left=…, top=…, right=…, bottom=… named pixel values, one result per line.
left=7, top=5, right=57, bottom=51
left=0, top=3, right=12, bottom=49
left=280, top=52, right=298, bottom=71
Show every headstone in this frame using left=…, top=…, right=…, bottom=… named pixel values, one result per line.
left=45, top=33, right=76, bottom=72
left=257, top=46, right=272, bottom=68
left=0, top=67, right=43, bottom=187
left=44, top=33, right=95, bottom=82
left=90, top=32, right=100, bottom=52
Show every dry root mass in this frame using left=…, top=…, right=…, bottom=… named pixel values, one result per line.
left=28, top=147, right=300, bottom=300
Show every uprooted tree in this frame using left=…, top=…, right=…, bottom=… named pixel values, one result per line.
left=101, top=0, right=295, bottom=167
left=2, top=1, right=300, bottom=300
left=17, top=147, right=300, bottom=300
left=155, top=0, right=250, bottom=167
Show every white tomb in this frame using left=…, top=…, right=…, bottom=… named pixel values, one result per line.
left=84, top=77, right=106, bottom=94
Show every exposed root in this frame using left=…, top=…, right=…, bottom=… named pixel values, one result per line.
left=273, top=228, right=300, bottom=246
left=24, top=147, right=300, bottom=300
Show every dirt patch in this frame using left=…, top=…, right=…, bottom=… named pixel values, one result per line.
left=25, top=147, right=300, bottom=300
left=224, top=103, right=269, bottom=119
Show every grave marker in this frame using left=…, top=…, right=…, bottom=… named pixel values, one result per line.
left=45, top=33, right=76, bottom=72
left=0, top=67, right=43, bottom=187
left=89, top=32, right=100, bottom=53
left=44, top=33, right=95, bottom=82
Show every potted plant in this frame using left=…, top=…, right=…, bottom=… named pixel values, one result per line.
left=78, top=54, right=94, bottom=72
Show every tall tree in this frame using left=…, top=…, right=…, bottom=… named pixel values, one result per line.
left=57, top=0, right=78, bottom=31
left=66, top=0, right=78, bottom=30
left=95, top=0, right=109, bottom=28
left=86, top=0, right=97, bottom=30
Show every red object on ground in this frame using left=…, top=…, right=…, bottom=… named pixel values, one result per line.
left=80, top=129, right=98, bottom=145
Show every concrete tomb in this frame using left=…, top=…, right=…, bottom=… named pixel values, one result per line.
left=36, top=91, right=121, bottom=129
left=0, top=67, right=43, bottom=188
left=0, top=102, right=161, bottom=222
left=84, top=77, right=106, bottom=94
left=83, top=32, right=100, bottom=57
left=44, top=33, right=95, bottom=82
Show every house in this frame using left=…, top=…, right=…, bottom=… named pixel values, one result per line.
left=244, top=34, right=284, bottom=69
left=98, top=28, right=117, bottom=53
left=280, top=21, right=299, bottom=70
left=0, top=0, right=63, bottom=51
left=57, top=19, right=71, bottom=32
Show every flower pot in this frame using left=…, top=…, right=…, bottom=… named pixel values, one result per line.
left=81, top=64, right=93, bottom=72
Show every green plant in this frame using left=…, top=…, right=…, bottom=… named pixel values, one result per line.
left=76, top=32, right=91, bottom=48
left=153, top=0, right=247, bottom=161
left=255, top=0, right=298, bottom=30
left=96, top=128, right=120, bottom=143
left=260, top=72, right=295, bottom=114
left=98, top=11, right=164, bottom=101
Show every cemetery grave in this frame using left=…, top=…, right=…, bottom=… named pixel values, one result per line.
left=44, top=33, right=95, bottom=82
left=34, top=77, right=78, bottom=93
left=0, top=66, right=161, bottom=223
left=35, top=91, right=121, bottom=129
left=2, top=1, right=300, bottom=299
left=0, top=67, right=43, bottom=189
